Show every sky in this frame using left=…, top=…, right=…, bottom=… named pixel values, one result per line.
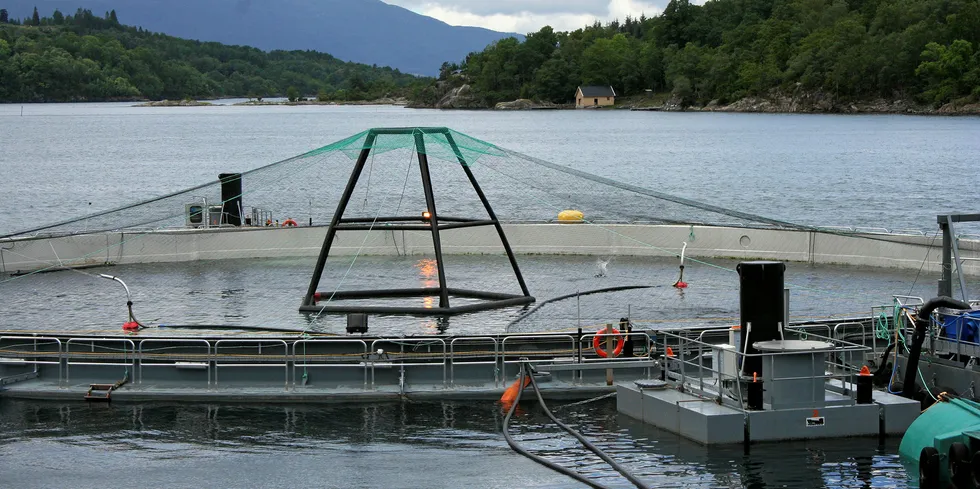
left=383, top=0, right=678, bottom=34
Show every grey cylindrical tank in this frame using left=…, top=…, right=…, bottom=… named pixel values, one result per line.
left=737, top=261, right=785, bottom=377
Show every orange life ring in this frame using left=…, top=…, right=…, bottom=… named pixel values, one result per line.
left=593, top=327, right=625, bottom=358
left=282, top=219, right=298, bottom=227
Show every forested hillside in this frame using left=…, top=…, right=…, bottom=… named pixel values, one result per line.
left=0, top=0, right=520, bottom=76
left=413, top=0, right=980, bottom=110
left=0, top=8, right=425, bottom=102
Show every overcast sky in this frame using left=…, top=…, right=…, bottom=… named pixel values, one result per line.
left=384, top=0, right=678, bottom=34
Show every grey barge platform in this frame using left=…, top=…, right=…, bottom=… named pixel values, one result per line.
left=0, top=329, right=660, bottom=403
left=616, top=324, right=921, bottom=445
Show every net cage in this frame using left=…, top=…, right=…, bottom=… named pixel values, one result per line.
left=0, top=127, right=814, bottom=326
left=1, top=127, right=805, bottom=240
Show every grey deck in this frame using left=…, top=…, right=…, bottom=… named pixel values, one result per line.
left=1, top=378, right=622, bottom=403
left=616, top=380, right=920, bottom=445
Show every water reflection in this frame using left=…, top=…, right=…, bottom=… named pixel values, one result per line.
left=0, top=399, right=910, bottom=488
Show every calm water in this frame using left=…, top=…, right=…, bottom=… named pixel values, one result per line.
left=3, top=103, right=976, bottom=487
left=0, top=103, right=978, bottom=235
left=0, top=399, right=911, bottom=489
left=0, top=254, right=951, bottom=335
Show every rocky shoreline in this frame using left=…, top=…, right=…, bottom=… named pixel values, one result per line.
left=408, top=82, right=980, bottom=115
left=673, top=93, right=980, bottom=115
left=134, top=100, right=215, bottom=107
left=131, top=92, right=980, bottom=115
left=133, top=97, right=408, bottom=107
left=233, top=97, right=408, bottom=106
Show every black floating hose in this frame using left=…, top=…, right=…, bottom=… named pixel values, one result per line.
left=502, top=365, right=610, bottom=489
left=872, top=343, right=895, bottom=377
left=157, top=323, right=310, bottom=333
left=526, top=366, right=650, bottom=489
left=503, top=363, right=650, bottom=489
left=901, top=296, right=971, bottom=399
left=506, top=285, right=656, bottom=331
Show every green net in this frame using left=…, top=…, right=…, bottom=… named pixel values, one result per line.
left=0, top=127, right=906, bottom=333
left=1, top=126, right=806, bottom=241
left=331, top=127, right=507, bottom=163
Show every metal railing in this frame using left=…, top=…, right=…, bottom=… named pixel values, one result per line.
left=580, top=331, right=656, bottom=363
left=138, top=339, right=211, bottom=386
left=501, top=334, right=576, bottom=380
left=292, top=339, right=368, bottom=389
left=0, top=336, right=62, bottom=386
left=449, top=337, right=499, bottom=387
left=369, top=338, right=448, bottom=388
left=65, top=338, right=135, bottom=384
left=213, top=339, right=289, bottom=389
left=654, top=327, right=871, bottom=412
left=0, top=332, right=658, bottom=390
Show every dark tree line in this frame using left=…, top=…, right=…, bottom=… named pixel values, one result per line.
left=414, top=0, right=980, bottom=108
left=0, top=7, right=426, bottom=102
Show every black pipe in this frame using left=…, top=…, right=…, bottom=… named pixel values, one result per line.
left=302, top=134, right=376, bottom=307
left=506, top=285, right=655, bottom=330
left=445, top=131, right=532, bottom=298
left=502, top=366, right=610, bottom=489
left=219, top=173, right=242, bottom=226
left=525, top=363, right=650, bottom=489
left=737, top=261, right=785, bottom=377
left=872, top=343, right=895, bottom=377
left=901, top=296, right=971, bottom=399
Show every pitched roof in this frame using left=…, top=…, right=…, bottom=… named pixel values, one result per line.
left=578, top=86, right=616, bottom=97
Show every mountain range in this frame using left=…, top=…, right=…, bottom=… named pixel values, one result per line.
left=1, top=0, right=522, bottom=75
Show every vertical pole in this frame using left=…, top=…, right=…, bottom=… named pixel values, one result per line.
left=947, top=216, right=970, bottom=303
left=939, top=217, right=952, bottom=298
left=783, top=288, right=790, bottom=335
left=414, top=131, right=450, bottom=309
left=303, top=132, right=377, bottom=306
left=444, top=131, right=531, bottom=297
left=577, top=291, right=582, bottom=380
left=605, top=323, right=614, bottom=385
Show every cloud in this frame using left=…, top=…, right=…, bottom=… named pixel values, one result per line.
left=385, top=0, right=666, bottom=34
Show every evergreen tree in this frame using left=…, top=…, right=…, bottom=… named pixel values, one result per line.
left=31, top=6, right=40, bottom=26
left=109, top=10, right=118, bottom=25
left=0, top=9, right=8, bottom=24
left=409, top=0, right=980, bottom=108
left=0, top=9, right=424, bottom=103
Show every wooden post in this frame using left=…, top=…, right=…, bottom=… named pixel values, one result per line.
left=605, top=323, right=614, bottom=385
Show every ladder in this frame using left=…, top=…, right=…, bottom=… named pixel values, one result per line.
left=84, top=376, right=128, bottom=402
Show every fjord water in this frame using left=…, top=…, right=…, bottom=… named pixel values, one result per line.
left=2, top=103, right=977, bottom=487
left=0, top=399, right=909, bottom=489
left=1, top=102, right=979, bottom=235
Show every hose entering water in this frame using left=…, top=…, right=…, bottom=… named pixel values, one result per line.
left=506, top=285, right=656, bottom=331
left=502, top=363, right=649, bottom=489
left=901, top=296, right=971, bottom=399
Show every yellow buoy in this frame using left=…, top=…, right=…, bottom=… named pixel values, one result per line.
left=557, top=209, right=584, bottom=223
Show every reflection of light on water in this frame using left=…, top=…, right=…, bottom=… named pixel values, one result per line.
left=415, top=258, right=438, bottom=279
left=416, top=258, right=439, bottom=309
left=424, top=317, right=450, bottom=334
